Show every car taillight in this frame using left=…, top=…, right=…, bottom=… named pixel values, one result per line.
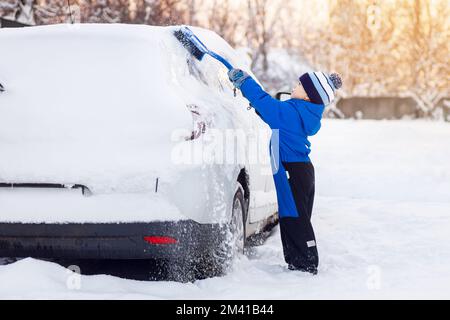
left=143, top=236, right=178, bottom=244
left=185, top=104, right=207, bottom=141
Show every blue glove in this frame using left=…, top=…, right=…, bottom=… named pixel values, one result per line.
left=228, top=68, right=250, bottom=89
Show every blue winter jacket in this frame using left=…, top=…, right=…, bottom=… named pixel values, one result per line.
left=240, top=77, right=325, bottom=163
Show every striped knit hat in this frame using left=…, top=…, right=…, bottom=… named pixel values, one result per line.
left=299, top=72, right=342, bottom=106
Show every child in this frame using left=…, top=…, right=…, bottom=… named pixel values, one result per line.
left=228, top=69, right=342, bottom=274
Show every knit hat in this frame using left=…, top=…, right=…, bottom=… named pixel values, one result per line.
left=299, top=72, right=342, bottom=106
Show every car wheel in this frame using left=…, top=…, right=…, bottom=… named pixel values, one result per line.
left=166, top=183, right=247, bottom=282
left=199, top=183, right=247, bottom=278
left=229, top=184, right=246, bottom=258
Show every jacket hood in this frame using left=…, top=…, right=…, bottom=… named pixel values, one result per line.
left=289, top=99, right=325, bottom=136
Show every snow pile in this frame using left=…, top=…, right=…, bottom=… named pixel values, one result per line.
left=0, top=188, right=182, bottom=223
left=312, top=120, right=450, bottom=203
left=0, top=24, right=263, bottom=223
left=1, top=119, right=449, bottom=299
left=0, top=24, right=239, bottom=193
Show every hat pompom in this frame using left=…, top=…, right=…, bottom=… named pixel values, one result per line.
left=329, top=73, right=342, bottom=90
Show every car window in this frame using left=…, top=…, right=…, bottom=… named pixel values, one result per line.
left=187, top=54, right=235, bottom=97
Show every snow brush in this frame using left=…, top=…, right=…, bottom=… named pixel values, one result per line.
left=174, top=26, right=234, bottom=71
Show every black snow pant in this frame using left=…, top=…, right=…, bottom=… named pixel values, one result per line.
left=279, top=161, right=318, bottom=273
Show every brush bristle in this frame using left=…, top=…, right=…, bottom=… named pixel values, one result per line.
left=174, top=29, right=206, bottom=61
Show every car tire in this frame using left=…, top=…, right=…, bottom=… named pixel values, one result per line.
left=165, top=183, right=247, bottom=282
left=228, top=183, right=247, bottom=259
left=198, top=183, right=247, bottom=279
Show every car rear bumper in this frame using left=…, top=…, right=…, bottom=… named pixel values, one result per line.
left=0, top=220, right=226, bottom=260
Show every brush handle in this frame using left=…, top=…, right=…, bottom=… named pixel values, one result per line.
left=208, top=52, right=234, bottom=71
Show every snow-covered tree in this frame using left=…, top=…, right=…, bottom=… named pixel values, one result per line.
left=205, top=0, right=240, bottom=47
left=293, top=0, right=449, bottom=115
left=80, top=0, right=123, bottom=23
left=0, top=0, right=35, bottom=25
left=400, top=0, right=450, bottom=116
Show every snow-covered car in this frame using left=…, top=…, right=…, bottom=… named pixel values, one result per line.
left=0, top=24, right=277, bottom=278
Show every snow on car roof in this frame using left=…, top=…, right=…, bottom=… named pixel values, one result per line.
left=0, top=24, right=251, bottom=193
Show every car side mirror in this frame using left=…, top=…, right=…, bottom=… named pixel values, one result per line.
left=275, top=92, right=291, bottom=101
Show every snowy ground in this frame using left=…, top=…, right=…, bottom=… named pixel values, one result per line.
left=1, top=119, right=450, bottom=299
